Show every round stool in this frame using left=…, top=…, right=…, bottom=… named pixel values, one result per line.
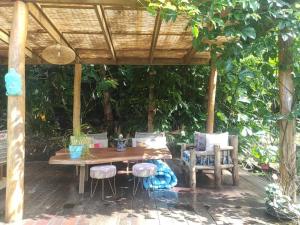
left=90, top=165, right=117, bottom=199
left=132, top=163, right=157, bottom=196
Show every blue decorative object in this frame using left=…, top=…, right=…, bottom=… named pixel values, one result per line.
left=68, top=145, right=83, bottom=159
left=143, top=160, right=177, bottom=190
left=115, top=134, right=127, bottom=152
left=5, top=68, right=22, bottom=96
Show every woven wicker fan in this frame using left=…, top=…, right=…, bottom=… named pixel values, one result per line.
left=42, top=44, right=75, bottom=65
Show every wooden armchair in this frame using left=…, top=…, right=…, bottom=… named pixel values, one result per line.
left=180, top=135, right=239, bottom=189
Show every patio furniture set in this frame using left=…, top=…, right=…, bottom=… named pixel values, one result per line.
left=49, top=131, right=239, bottom=196
left=49, top=132, right=172, bottom=195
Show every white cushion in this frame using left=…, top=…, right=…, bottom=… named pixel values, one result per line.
left=194, top=132, right=206, bottom=151
left=87, top=132, right=107, bottom=139
left=90, top=165, right=116, bottom=179
left=135, top=132, right=164, bottom=138
left=132, top=136, right=167, bottom=148
left=205, top=132, right=229, bottom=151
left=132, top=163, right=157, bottom=177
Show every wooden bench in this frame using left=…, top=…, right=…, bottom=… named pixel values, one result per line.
left=0, top=130, right=7, bottom=190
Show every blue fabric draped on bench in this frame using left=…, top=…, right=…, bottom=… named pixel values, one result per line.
left=143, top=159, right=177, bottom=190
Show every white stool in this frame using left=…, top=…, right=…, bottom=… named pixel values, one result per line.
left=90, top=165, right=117, bottom=199
left=132, top=163, right=157, bottom=196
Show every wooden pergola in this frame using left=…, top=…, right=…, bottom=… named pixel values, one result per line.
left=0, top=0, right=296, bottom=224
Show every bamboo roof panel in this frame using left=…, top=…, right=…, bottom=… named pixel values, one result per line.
left=104, top=9, right=155, bottom=34
left=27, top=32, right=56, bottom=49
left=63, top=33, right=109, bottom=49
left=0, top=1, right=238, bottom=65
left=77, top=49, right=111, bottom=59
left=43, top=7, right=102, bottom=32
left=112, top=34, right=152, bottom=50
left=0, top=7, right=44, bottom=32
left=156, top=35, right=193, bottom=50
left=159, top=16, right=191, bottom=34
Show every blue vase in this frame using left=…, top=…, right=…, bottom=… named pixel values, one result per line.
left=69, top=145, right=83, bottom=159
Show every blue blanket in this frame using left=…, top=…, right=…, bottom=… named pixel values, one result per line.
left=143, top=160, right=177, bottom=190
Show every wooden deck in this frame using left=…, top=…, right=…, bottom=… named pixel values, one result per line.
left=0, top=160, right=288, bottom=225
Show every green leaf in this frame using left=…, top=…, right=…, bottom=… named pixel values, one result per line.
left=192, top=25, right=199, bottom=38
left=242, top=27, right=256, bottom=40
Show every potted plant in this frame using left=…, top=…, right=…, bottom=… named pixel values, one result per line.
left=69, top=133, right=91, bottom=159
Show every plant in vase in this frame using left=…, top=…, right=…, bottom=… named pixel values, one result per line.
left=69, top=133, right=91, bottom=159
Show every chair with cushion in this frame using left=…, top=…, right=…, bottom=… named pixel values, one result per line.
left=132, top=132, right=167, bottom=149
left=180, top=132, right=239, bottom=189
left=87, top=132, right=108, bottom=148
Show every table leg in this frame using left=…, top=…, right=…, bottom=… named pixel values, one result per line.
left=79, top=165, right=85, bottom=194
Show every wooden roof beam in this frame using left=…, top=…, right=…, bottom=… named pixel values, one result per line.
left=0, top=29, right=33, bottom=58
left=24, top=0, right=146, bottom=6
left=149, top=11, right=162, bottom=64
left=95, top=5, right=116, bottom=62
left=183, top=47, right=197, bottom=64
left=27, top=2, right=80, bottom=61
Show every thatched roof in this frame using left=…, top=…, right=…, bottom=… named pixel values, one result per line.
left=0, top=0, right=233, bottom=65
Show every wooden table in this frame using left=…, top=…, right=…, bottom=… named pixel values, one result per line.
left=49, top=147, right=172, bottom=194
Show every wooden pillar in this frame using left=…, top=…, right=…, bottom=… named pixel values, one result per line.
left=206, top=58, right=218, bottom=133
left=189, top=149, right=196, bottom=189
left=229, top=135, right=239, bottom=186
left=5, top=1, right=28, bottom=222
left=278, top=33, right=296, bottom=201
left=214, top=145, right=221, bottom=188
left=73, top=64, right=82, bottom=136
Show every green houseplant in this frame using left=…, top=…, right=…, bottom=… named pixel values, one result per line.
left=69, top=133, right=91, bottom=159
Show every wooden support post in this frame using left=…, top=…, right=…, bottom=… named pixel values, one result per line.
left=73, top=64, right=82, bottom=136
left=189, top=149, right=196, bottom=189
left=278, top=33, right=296, bottom=201
left=5, top=1, right=28, bottom=223
left=0, top=165, right=3, bottom=179
left=79, top=165, right=86, bottom=194
left=206, top=57, right=218, bottom=133
left=214, top=145, right=221, bottom=188
left=229, top=135, right=239, bottom=186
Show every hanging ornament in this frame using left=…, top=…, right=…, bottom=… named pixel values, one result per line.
left=5, top=68, right=22, bottom=96
left=42, top=44, right=75, bottom=65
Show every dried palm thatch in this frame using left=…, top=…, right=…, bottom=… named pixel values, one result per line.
left=42, top=44, right=75, bottom=65
left=0, top=1, right=238, bottom=65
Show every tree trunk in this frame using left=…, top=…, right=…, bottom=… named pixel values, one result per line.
left=5, top=1, right=28, bottom=222
left=148, top=72, right=156, bottom=132
left=148, top=84, right=155, bottom=132
left=103, top=91, right=113, bottom=129
left=278, top=32, right=296, bottom=201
